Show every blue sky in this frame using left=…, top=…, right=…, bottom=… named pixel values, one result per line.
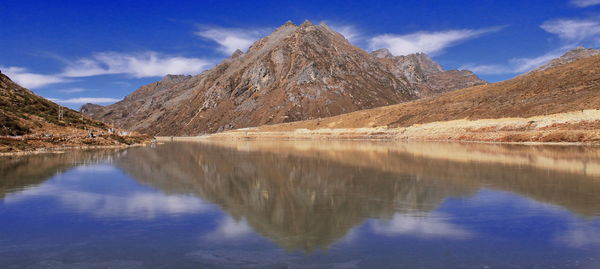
left=2, top=0, right=600, bottom=109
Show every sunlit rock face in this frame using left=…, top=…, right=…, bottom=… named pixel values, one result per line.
left=371, top=49, right=486, bottom=97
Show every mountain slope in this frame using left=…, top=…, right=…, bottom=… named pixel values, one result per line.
left=535, top=47, right=600, bottom=72
left=371, top=49, right=486, bottom=97
left=83, top=21, right=484, bottom=136
left=80, top=74, right=192, bottom=129
left=0, top=71, right=104, bottom=136
left=0, top=71, right=147, bottom=152
left=216, top=53, right=600, bottom=142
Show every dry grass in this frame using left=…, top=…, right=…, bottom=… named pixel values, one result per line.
left=201, top=109, right=600, bottom=143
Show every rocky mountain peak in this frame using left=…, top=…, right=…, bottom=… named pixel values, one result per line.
left=405, top=53, right=444, bottom=74
left=300, top=19, right=315, bottom=27
left=80, top=103, right=104, bottom=116
left=162, top=74, right=192, bottom=83
left=274, top=20, right=297, bottom=32
left=82, top=20, right=485, bottom=135
left=230, top=49, right=244, bottom=59
left=372, top=50, right=485, bottom=97
left=371, top=48, right=394, bottom=59
left=535, top=46, right=600, bottom=71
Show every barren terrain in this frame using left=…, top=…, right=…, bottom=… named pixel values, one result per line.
left=204, top=54, right=600, bottom=143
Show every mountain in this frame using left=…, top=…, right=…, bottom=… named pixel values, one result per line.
left=82, top=20, right=484, bottom=136
left=221, top=53, right=600, bottom=143
left=79, top=103, right=104, bottom=118
left=80, top=74, right=192, bottom=128
left=535, top=46, right=600, bottom=71
left=0, top=71, right=148, bottom=152
left=371, top=49, right=486, bottom=97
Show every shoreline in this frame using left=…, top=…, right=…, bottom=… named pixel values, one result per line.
left=157, top=135, right=597, bottom=146
left=0, top=143, right=151, bottom=157
left=158, top=110, right=600, bottom=146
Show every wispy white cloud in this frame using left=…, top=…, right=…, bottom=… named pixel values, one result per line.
left=2, top=51, right=211, bottom=89
left=541, top=17, right=600, bottom=45
left=570, top=0, right=600, bottom=7
left=461, top=50, right=564, bottom=75
left=5, top=165, right=213, bottom=220
left=459, top=64, right=511, bottom=75
left=1, top=66, right=69, bottom=88
left=510, top=51, right=566, bottom=71
left=368, top=27, right=503, bottom=56
left=62, top=51, right=212, bottom=78
left=463, top=17, right=600, bottom=75
left=195, top=26, right=268, bottom=55
left=57, top=87, right=87, bottom=94
left=556, top=222, right=600, bottom=247
left=49, top=97, right=121, bottom=105
left=204, top=216, right=253, bottom=240
left=326, top=23, right=361, bottom=44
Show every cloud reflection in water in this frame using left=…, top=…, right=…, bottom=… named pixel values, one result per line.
left=370, top=212, right=471, bottom=239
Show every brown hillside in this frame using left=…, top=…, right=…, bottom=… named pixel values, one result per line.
left=0, top=71, right=148, bottom=152
left=256, top=53, right=600, bottom=132
left=0, top=72, right=106, bottom=136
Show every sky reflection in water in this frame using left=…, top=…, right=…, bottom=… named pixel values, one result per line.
left=0, top=141, right=600, bottom=268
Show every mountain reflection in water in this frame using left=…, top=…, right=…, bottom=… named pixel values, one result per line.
left=1, top=141, right=600, bottom=267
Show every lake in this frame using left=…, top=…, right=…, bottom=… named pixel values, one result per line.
left=1, top=141, right=600, bottom=268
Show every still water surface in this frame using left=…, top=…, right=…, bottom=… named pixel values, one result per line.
left=1, top=141, right=600, bottom=268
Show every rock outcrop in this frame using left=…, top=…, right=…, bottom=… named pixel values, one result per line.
left=535, top=46, right=600, bottom=71
left=372, top=49, right=486, bottom=97
left=79, top=103, right=104, bottom=118
left=82, top=21, right=485, bottom=135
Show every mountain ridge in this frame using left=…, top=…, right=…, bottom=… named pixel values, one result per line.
left=211, top=53, right=600, bottom=143
left=534, top=46, right=600, bottom=72
left=372, top=49, right=486, bottom=97
left=82, top=20, right=485, bottom=135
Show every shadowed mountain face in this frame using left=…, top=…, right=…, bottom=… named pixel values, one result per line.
left=0, top=72, right=149, bottom=152
left=112, top=141, right=600, bottom=251
left=0, top=71, right=107, bottom=136
left=81, top=21, right=484, bottom=136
